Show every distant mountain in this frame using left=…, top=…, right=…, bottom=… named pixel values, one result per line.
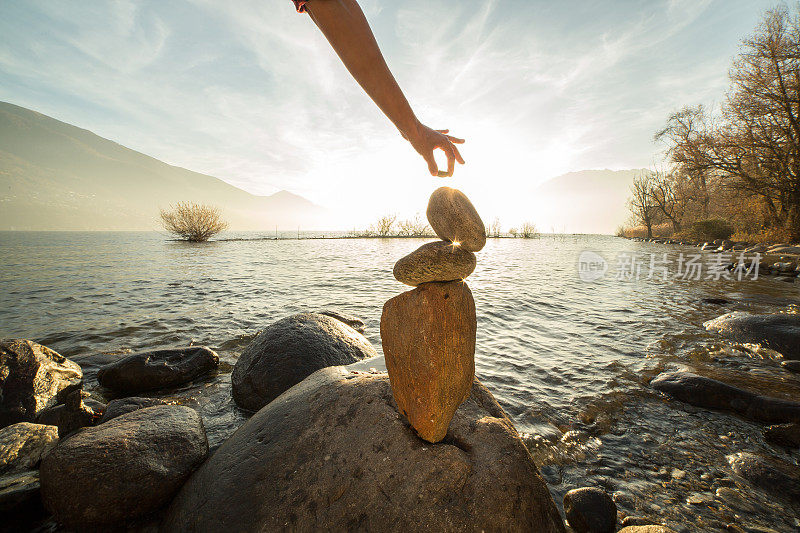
left=0, top=102, right=327, bottom=230
left=532, top=169, right=648, bottom=234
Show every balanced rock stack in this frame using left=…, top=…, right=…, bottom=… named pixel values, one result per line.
left=381, top=186, right=485, bottom=443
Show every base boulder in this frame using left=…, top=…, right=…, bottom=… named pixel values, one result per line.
left=163, top=367, right=564, bottom=532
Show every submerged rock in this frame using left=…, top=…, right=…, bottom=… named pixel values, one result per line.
left=319, top=309, right=367, bottom=334
left=426, top=187, right=486, bottom=252
left=563, top=487, right=617, bottom=533
left=97, top=346, right=219, bottom=394
left=0, top=339, right=83, bottom=429
left=163, top=367, right=564, bottom=532
left=35, top=390, right=95, bottom=437
left=763, top=423, right=800, bottom=448
left=98, top=397, right=166, bottom=423
left=232, top=313, right=377, bottom=411
left=0, top=423, right=58, bottom=475
left=618, top=527, right=676, bottom=533
left=393, top=241, right=476, bottom=286
left=781, top=360, right=800, bottom=373
left=0, top=470, right=41, bottom=515
left=40, top=405, right=208, bottom=528
left=727, top=452, right=800, bottom=505
left=651, top=371, right=800, bottom=424
left=704, top=312, right=800, bottom=360
left=381, top=281, right=476, bottom=442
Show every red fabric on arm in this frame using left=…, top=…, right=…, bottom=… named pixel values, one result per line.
left=293, top=0, right=308, bottom=12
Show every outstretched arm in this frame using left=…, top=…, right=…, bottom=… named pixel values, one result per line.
left=300, top=0, right=464, bottom=177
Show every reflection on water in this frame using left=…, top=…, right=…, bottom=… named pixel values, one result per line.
left=1, top=231, right=799, bottom=531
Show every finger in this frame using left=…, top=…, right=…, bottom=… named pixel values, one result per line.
left=440, top=143, right=456, bottom=177
left=446, top=135, right=465, bottom=144
left=422, top=151, right=438, bottom=176
left=452, top=143, right=465, bottom=164
left=435, top=129, right=450, bottom=134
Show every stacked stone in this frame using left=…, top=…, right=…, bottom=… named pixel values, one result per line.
left=380, top=186, right=485, bottom=443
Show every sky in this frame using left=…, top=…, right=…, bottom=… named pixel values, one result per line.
left=0, top=0, right=781, bottom=227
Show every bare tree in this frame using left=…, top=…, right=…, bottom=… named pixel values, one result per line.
left=396, top=214, right=432, bottom=236
left=160, top=202, right=228, bottom=242
left=520, top=222, right=538, bottom=238
left=649, top=169, right=688, bottom=233
left=372, top=214, right=397, bottom=237
left=627, top=173, right=659, bottom=238
left=656, top=6, right=800, bottom=239
left=487, top=217, right=502, bottom=238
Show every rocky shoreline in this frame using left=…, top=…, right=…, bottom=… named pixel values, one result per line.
left=2, top=233, right=800, bottom=531
left=624, top=237, right=800, bottom=279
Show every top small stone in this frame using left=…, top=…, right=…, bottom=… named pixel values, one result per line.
left=426, top=187, right=486, bottom=252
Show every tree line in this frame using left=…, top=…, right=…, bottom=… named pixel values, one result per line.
left=626, top=6, right=800, bottom=243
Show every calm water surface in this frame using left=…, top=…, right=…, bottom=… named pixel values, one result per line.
left=1, top=232, right=799, bottom=531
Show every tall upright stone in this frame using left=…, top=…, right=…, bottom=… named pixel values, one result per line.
left=380, top=281, right=476, bottom=442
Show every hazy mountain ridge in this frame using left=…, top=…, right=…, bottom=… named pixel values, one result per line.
left=532, top=168, right=647, bottom=234
left=0, top=102, right=327, bottom=230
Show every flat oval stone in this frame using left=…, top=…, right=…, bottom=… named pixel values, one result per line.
left=393, top=241, right=476, bottom=286
left=426, top=187, right=486, bottom=252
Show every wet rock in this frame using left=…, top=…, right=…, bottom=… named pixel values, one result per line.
left=393, top=241, right=476, bottom=286
left=40, top=405, right=208, bottom=528
left=319, top=309, right=366, bottom=334
left=98, top=397, right=167, bottom=423
left=162, top=367, right=565, bottom=532
left=727, top=452, right=800, bottom=505
left=232, top=313, right=377, bottom=411
left=381, top=281, right=476, bottom=443
left=701, top=298, right=729, bottom=305
left=781, top=360, right=800, bottom=373
left=768, top=245, right=800, bottom=254
left=0, top=470, right=41, bottom=514
left=622, top=516, right=656, bottom=527
left=426, top=186, right=486, bottom=252
left=0, top=423, right=58, bottom=474
left=563, top=487, right=617, bottom=533
left=35, top=390, right=95, bottom=437
left=651, top=371, right=800, bottom=424
left=618, top=527, right=676, bottom=533
left=97, top=346, right=219, bottom=394
left=704, top=312, right=800, bottom=360
left=0, top=339, right=82, bottom=428
left=714, top=487, right=757, bottom=513
left=763, top=423, right=800, bottom=448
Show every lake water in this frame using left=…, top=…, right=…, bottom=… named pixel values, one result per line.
left=1, top=231, right=799, bottom=531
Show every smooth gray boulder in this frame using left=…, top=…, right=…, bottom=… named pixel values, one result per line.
left=0, top=423, right=58, bottom=474
left=98, top=397, right=166, bottom=423
left=704, top=312, right=800, bottom=360
left=563, top=487, right=617, bottom=533
left=231, top=314, right=378, bottom=411
left=0, top=339, right=82, bottom=428
left=40, top=405, right=208, bottom=528
left=163, top=367, right=565, bottom=532
left=651, top=371, right=800, bottom=424
left=97, top=346, right=219, bottom=394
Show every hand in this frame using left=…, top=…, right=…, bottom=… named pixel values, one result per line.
left=402, top=124, right=465, bottom=177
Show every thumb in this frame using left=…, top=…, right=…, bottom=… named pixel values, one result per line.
left=423, top=151, right=438, bottom=176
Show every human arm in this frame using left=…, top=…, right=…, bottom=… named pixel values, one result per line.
left=299, top=0, right=465, bottom=177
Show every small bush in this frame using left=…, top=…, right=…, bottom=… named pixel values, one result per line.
left=681, top=219, right=734, bottom=241
left=520, top=222, right=538, bottom=238
left=160, top=202, right=228, bottom=242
